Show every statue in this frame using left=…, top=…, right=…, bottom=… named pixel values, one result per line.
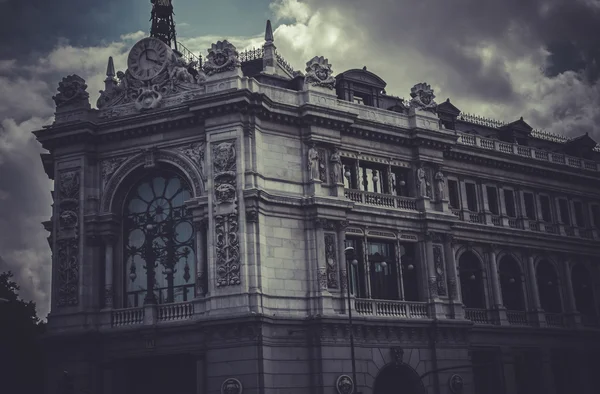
left=168, top=56, right=196, bottom=87
left=308, top=143, right=320, bottom=181
left=304, top=56, right=336, bottom=89
left=417, top=166, right=428, bottom=197
left=202, top=40, right=241, bottom=76
left=330, top=148, right=343, bottom=184
left=409, top=82, right=438, bottom=113
left=435, top=170, right=445, bottom=200
left=52, top=75, right=90, bottom=109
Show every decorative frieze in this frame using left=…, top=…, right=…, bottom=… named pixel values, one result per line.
left=324, top=233, right=338, bottom=289
left=176, top=142, right=206, bottom=181
left=215, top=212, right=241, bottom=287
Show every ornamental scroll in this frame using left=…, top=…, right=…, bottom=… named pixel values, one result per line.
left=213, top=141, right=241, bottom=287
left=56, top=170, right=81, bottom=307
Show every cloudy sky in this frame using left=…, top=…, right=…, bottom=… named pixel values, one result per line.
left=1, top=0, right=599, bottom=318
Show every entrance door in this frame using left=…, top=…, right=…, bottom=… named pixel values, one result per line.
left=124, top=354, right=196, bottom=394
left=373, top=364, right=426, bottom=394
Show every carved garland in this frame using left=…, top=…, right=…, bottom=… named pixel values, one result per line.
left=324, top=233, right=338, bottom=289
left=433, top=244, right=447, bottom=296
left=212, top=141, right=241, bottom=287
left=56, top=170, right=81, bottom=307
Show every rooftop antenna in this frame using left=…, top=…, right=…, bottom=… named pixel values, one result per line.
left=150, top=0, right=178, bottom=52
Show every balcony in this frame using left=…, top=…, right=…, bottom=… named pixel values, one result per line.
left=345, top=189, right=418, bottom=211
left=465, top=308, right=494, bottom=324
left=506, top=310, right=529, bottom=326
left=110, top=301, right=195, bottom=328
left=354, top=299, right=429, bottom=319
left=545, top=313, right=565, bottom=327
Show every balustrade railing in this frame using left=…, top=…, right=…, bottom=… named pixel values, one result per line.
left=354, top=299, right=429, bottom=319
left=344, top=189, right=418, bottom=211
left=545, top=313, right=564, bottom=327
left=581, top=229, right=594, bottom=239
left=465, top=308, right=491, bottom=324
left=468, top=212, right=485, bottom=224
left=112, top=307, right=144, bottom=327
left=455, top=132, right=599, bottom=172
left=491, top=215, right=501, bottom=226
left=564, top=227, right=575, bottom=236
left=544, top=223, right=558, bottom=234
left=529, top=221, right=540, bottom=231
left=158, top=302, right=194, bottom=322
left=508, top=218, right=519, bottom=229
left=506, top=310, right=528, bottom=325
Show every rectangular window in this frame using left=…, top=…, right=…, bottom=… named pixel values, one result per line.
left=524, top=193, right=536, bottom=220
left=466, top=183, right=478, bottom=211
left=486, top=186, right=499, bottom=215
left=558, top=199, right=570, bottom=225
left=592, top=205, right=600, bottom=229
left=540, top=195, right=552, bottom=222
left=573, top=202, right=584, bottom=227
left=367, top=240, right=398, bottom=300
left=344, top=238, right=366, bottom=298
left=504, top=189, right=516, bottom=217
left=448, top=180, right=460, bottom=208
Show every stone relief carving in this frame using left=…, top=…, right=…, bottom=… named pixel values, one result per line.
left=245, top=208, right=258, bottom=223
left=318, top=268, right=328, bottom=290
left=213, top=142, right=237, bottom=205
left=304, top=56, right=336, bottom=89
left=317, top=148, right=327, bottom=182
left=203, top=40, right=241, bottom=76
left=449, top=374, right=464, bottom=394
left=325, top=233, right=338, bottom=289
left=336, top=375, right=354, bottom=394
left=52, top=75, right=90, bottom=109
left=100, top=157, right=126, bottom=188
left=428, top=276, right=439, bottom=298
left=434, top=170, right=445, bottom=201
left=409, top=82, right=437, bottom=113
left=448, top=278, right=458, bottom=299
left=433, top=245, right=447, bottom=296
left=221, top=378, right=243, bottom=394
left=330, top=148, right=343, bottom=184
left=215, top=212, right=241, bottom=287
left=307, top=143, right=321, bottom=181
left=56, top=237, right=79, bottom=307
left=176, top=142, right=206, bottom=180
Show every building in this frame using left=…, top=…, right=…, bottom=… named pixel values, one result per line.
left=36, top=4, right=600, bottom=394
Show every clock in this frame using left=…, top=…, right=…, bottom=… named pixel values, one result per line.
left=127, top=37, right=171, bottom=81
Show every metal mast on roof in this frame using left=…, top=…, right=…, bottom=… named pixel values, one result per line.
left=150, top=0, right=178, bottom=52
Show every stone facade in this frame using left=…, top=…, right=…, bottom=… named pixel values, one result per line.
left=35, top=22, right=600, bottom=394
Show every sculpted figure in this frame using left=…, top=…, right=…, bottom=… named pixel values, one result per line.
left=417, top=166, right=428, bottom=197
left=308, top=143, right=320, bottom=181
left=435, top=170, right=445, bottom=200
left=330, top=148, right=343, bottom=184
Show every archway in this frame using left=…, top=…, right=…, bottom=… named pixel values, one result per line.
left=498, top=256, right=525, bottom=311
left=458, top=251, right=486, bottom=309
left=536, top=260, right=562, bottom=313
left=373, top=363, right=426, bottom=394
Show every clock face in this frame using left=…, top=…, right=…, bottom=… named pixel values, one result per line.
left=127, top=37, right=170, bottom=81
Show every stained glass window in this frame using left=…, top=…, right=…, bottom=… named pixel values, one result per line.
left=123, top=171, right=195, bottom=307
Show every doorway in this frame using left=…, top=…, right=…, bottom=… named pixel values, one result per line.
left=373, top=363, right=426, bottom=394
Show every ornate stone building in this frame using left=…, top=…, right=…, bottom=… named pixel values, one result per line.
left=36, top=18, right=600, bottom=394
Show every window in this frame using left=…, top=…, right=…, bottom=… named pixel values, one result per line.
left=573, top=201, right=584, bottom=227
left=558, top=199, right=570, bottom=225
left=345, top=238, right=367, bottom=298
left=448, top=180, right=460, bottom=208
left=359, top=165, right=385, bottom=193
left=591, top=205, right=600, bottom=229
left=536, top=261, right=561, bottom=313
left=459, top=251, right=485, bottom=309
left=465, top=183, right=478, bottom=212
left=368, top=241, right=398, bottom=300
left=399, top=243, right=418, bottom=301
left=504, top=189, right=516, bottom=218
left=486, top=186, right=499, bottom=215
left=123, top=171, right=195, bottom=307
left=540, top=195, right=552, bottom=222
left=524, top=193, right=536, bottom=220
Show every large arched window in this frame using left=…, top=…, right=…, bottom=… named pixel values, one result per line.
left=459, top=251, right=486, bottom=309
left=400, top=243, right=419, bottom=302
left=499, top=256, right=525, bottom=311
left=536, top=261, right=561, bottom=313
left=571, top=263, right=595, bottom=317
left=123, top=170, right=195, bottom=307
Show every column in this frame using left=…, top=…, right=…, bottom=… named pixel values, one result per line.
left=362, top=234, right=371, bottom=299
left=488, top=245, right=508, bottom=325
left=424, top=233, right=437, bottom=301
left=444, top=235, right=463, bottom=319
left=515, top=189, right=528, bottom=228
left=525, top=252, right=546, bottom=327
left=103, top=235, right=115, bottom=309
left=194, top=220, right=207, bottom=297
left=480, top=182, right=492, bottom=225
left=562, top=259, right=582, bottom=327
left=459, top=179, right=469, bottom=218
left=396, top=238, right=405, bottom=300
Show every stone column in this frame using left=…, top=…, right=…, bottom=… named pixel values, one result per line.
left=424, top=233, right=438, bottom=301
left=515, top=189, right=528, bottom=229
left=194, top=219, right=207, bottom=297
left=488, top=245, right=508, bottom=325
left=338, top=221, right=349, bottom=312
left=481, top=182, right=492, bottom=225
left=498, top=186, right=509, bottom=226
left=562, top=259, right=582, bottom=327
left=362, top=234, right=371, bottom=299
left=103, top=235, right=115, bottom=309
left=444, top=235, right=464, bottom=319
left=525, top=252, right=546, bottom=327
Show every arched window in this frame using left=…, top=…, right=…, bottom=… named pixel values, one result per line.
left=459, top=251, right=486, bottom=309
left=536, top=261, right=561, bottom=313
left=400, top=243, right=419, bottom=301
left=123, top=170, right=195, bottom=307
left=571, top=263, right=595, bottom=317
left=499, top=256, right=525, bottom=311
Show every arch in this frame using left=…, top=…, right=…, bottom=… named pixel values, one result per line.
left=536, top=260, right=562, bottom=313
left=455, top=245, right=486, bottom=271
left=373, top=363, right=426, bottom=394
left=458, top=250, right=486, bottom=309
left=102, top=149, right=204, bottom=213
left=571, top=263, right=595, bottom=316
left=498, top=255, right=525, bottom=311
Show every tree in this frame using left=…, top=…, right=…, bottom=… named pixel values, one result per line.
left=0, top=271, right=46, bottom=394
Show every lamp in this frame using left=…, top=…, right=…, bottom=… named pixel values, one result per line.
left=470, top=274, right=476, bottom=280
left=351, top=259, right=358, bottom=266
left=380, top=261, right=388, bottom=268
left=407, top=264, right=414, bottom=271
left=372, top=174, right=379, bottom=183
left=344, top=169, right=352, bottom=180
left=509, top=277, right=515, bottom=284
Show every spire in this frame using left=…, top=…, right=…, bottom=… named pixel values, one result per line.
left=265, top=19, right=274, bottom=43
left=106, top=56, right=115, bottom=79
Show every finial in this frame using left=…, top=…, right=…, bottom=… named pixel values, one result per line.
left=519, top=116, right=524, bottom=121
left=363, top=66, right=367, bottom=71
left=106, top=56, right=115, bottom=79
left=446, top=98, right=450, bottom=102
left=265, top=20, right=274, bottom=43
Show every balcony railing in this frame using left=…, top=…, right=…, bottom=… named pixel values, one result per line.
left=545, top=313, right=565, bottom=327
left=112, top=307, right=144, bottom=327
left=467, top=212, right=485, bottom=224
left=354, top=298, right=429, bottom=319
left=491, top=215, right=501, bottom=226
left=345, top=189, right=418, bottom=211
left=506, top=310, right=528, bottom=325
left=465, top=308, right=492, bottom=324
left=456, top=132, right=599, bottom=172
left=158, top=301, right=194, bottom=322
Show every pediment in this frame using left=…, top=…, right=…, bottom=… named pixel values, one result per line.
left=437, top=99, right=461, bottom=116
left=500, top=117, right=533, bottom=134
left=337, top=68, right=387, bottom=89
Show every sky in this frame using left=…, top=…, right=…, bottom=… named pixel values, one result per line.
left=0, top=0, right=599, bottom=318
